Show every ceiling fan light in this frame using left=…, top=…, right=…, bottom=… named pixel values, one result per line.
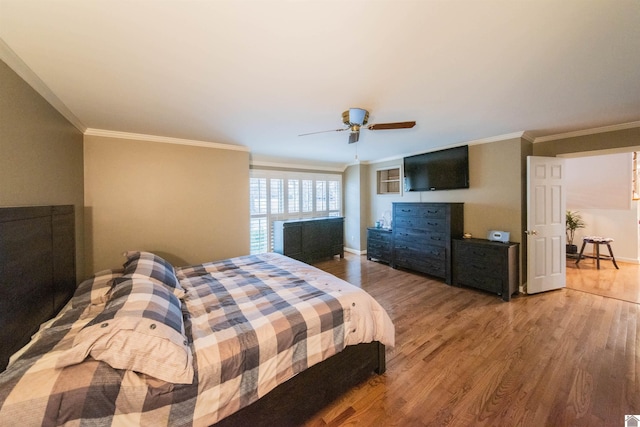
left=344, top=108, right=368, bottom=126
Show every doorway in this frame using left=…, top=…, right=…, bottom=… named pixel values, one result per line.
left=562, top=151, right=640, bottom=303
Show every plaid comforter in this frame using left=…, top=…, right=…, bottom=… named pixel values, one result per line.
left=0, top=253, right=394, bottom=426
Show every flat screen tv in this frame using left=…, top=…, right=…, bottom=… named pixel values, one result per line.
left=403, top=145, right=469, bottom=191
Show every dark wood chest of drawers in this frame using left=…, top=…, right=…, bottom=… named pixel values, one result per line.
left=273, top=217, right=344, bottom=264
left=392, top=202, right=464, bottom=284
left=366, top=227, right=393, bottom=264
left=453, top=238, right=519, bottom=301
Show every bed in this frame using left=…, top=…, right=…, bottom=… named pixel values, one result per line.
left=0, top=206, right=394, bottom=426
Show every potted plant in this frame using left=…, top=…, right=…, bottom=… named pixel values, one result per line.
left=566, top=210, right=586, bottom=254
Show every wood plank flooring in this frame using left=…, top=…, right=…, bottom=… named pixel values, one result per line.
left=567, top=258, right=640, bottom=304
left=304, top=253, right=640, bottom=426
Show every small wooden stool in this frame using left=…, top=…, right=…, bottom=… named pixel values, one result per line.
left=575, top=236, right=618, bottom=269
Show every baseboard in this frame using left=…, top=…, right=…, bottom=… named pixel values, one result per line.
left=345, top=247, right=366, bottom=256
left=573, top=255, right=639, bottom=264
left=615, top=257, right=640, bottom=264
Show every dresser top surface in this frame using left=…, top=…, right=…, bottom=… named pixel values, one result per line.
left=455, top=237, right=519, bottom=247
left=274, top=216, right=344, bottom=224
left=393, top=202, right=464, bottom=206
left=367, top=227, right=392, bottom=232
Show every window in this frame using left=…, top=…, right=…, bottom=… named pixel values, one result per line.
left=249, top=169, right=342, bottom=254
left=328, top=180, right=340, bottom=211
left=270, top=179, right=284, bottom=213
left=249, top=178, right=268, bottom=254
left=288, top=180, right=300, bottom=213
left=315, top=181, right=327, bottom=211
left=302, top=180, right=313, bottom=212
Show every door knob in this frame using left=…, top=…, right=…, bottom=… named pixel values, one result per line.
left=525, top=230, right=538, bottom=235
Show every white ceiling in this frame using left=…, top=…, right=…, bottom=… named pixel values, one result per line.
left=1, top=0, right=639, bottom=169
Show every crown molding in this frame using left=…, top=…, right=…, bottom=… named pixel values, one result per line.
left=521, top=131, right=536, bottom=142
left=367, top=131, right=528, bottom=165
left=533, top=121, right=640, bottom=143
left=366, top=155, right=401, bottom=166
left=84, top=128, right=250, bottom=151
left=250, top=159, right=344, bottom=173
left=467, top=131, right=527, bottom=145
left=344, top=159, right=370, bottom=169
left=0, top=38, right=86, bottom=132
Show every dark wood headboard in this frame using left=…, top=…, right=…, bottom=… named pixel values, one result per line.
left=0, top=205, right=76, bottom=371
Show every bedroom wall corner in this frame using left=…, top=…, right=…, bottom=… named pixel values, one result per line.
left=0, top=59, right=85, bottom=281
left=83, top=134, right=250, bottom=274
left=344, top=163, right=368, bottom=254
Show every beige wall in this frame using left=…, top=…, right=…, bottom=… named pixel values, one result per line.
left=84, top=135, right=250, bottom=274
left=369, top=138, right=524, bottom=242
left=364, top=138, right=525, bottom=284
left=359, top=164, right=371, bottom=251
left=343, top=163, right=371, bottom=252
left=0, top=60, right=85, bottom=279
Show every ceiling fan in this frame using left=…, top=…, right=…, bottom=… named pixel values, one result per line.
left=299, top=108, right=416, bottom=144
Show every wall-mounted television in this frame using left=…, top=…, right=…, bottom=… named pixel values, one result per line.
left=403, top=145, right=469, bottom=191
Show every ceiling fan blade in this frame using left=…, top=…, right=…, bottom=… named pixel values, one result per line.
left=348, top=132, right=360, bottom=144
left=367, top=121, right=416, bottom=131
left=298, top=128, right=348, bottom=137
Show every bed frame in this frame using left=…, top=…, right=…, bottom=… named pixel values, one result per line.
left=0, top=205, right=75, bottom=370
left=217, top=341, right=385, bottom=426
left=0, top=205, right=386, bottom=425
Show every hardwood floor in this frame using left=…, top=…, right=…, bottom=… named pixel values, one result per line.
left=304, top=253, right=640, bottom=426
left=567, top=257, right=640, bottom=304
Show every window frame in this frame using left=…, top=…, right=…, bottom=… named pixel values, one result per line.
left=249, top=169, right=342, bottom=254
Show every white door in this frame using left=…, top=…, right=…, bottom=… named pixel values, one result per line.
left=526, top=156, right=566, bottom=294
